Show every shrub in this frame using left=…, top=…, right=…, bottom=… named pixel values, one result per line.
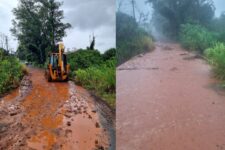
left=0, top=56, right=23, bottom=95
left=205, top=42, right=225, bottom=80
left=67, top=49, right=103, bottom=71
left=102, top=48, right=116, bottom=61
left=75, top=58, right=116, bottom=107
left=116, top=12, right=154, bottom=65
left=180, top=23, right=216, bottom=53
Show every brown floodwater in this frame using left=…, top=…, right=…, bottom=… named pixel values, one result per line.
left=0, top=68, right=110, bottom=150
left=117, top=43, right=225, bottom=150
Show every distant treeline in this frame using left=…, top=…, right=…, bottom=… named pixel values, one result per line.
left=116, top=12, right=154, bottom=65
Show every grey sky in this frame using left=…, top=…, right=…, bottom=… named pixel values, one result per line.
left=0, top=0, right=115, bottom=53
left=117, top=0, right=225, bottom=19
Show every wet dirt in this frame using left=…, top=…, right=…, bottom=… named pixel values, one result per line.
left=0, top=67, right=114, bottom=150
left=117, top=42, right=225, bottom=150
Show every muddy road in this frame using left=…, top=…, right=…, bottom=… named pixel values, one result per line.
left=0, top=68, right=115, bottom=150
left=117, top=43, right=225, bottom=150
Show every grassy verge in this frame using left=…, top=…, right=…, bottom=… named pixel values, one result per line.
left=68, top=49, right=116, bottom=108
left=0, top=49, right=25, bottom=96
left=179, top=23, right=216, bottom=53
left=205, top=43, right=225, bottom=80
left=75, top=58, right=115, bottom=107
left=116, top=12, right=154, bottom=65
left=179, top=23, right=225, bottom=82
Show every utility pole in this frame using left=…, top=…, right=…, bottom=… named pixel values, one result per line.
left=131, top=0, right=136, bottom=20
left=5, top=36, right=9, bottom=52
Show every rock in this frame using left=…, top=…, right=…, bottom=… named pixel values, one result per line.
left=92, top=109, right=97, bottom=113
left=65, top=129, right=72, bottom=137
left=95, top=122, right=100, bottom=128
left=96, top=145, right=104, bottom=150
left=64, top=114, right=71, bottom=118
left=95, top=140, right=98, bottom=145
left=10, top=111, right=18, bottom=116
left=67, top=121, right=71, bottom=126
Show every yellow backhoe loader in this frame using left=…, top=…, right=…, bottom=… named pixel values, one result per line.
left=45, top=43, right=70, bottom=82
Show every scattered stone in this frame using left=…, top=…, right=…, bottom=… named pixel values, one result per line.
left=67, top=121, right=71, bottom=126
left=0, top=123, right=8, bottom=133
left=96, top=145, right=104, bottom=150
left=88, top=115, right=92, bottom=119
left=92, top=109, right=97, bottom=113
left=65, top=129, right=72, bottom=137
left=64, top=113, right=71, bottom=118
left=95, top=140, right=98, bottom=145
left=9, top=112, right=18, bottom=116
left=95, top=122, right=100, bottom=128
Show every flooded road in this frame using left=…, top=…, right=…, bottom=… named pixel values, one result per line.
left=117, top=43, right=225, bottom=150
left=0, top=68, right=113, bottom=150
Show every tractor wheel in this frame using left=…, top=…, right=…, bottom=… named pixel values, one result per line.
left=64, top=76, right=69, bottom=82
left=46, top=71, right=52, bottom=82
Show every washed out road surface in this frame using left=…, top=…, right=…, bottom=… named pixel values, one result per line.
left=0, top=68, right=115, bottom=150
left=117, top=43, right=225, bottom=150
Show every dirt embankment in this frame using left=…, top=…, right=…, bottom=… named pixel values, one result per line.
left=117, top=43, right=225, bottom=150
left=0, top=68, right=115, bottom=150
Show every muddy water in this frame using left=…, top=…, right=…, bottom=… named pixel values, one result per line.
left=0, top=68, right=110, bottom=150
left=117, top=43, right=225, bottom=150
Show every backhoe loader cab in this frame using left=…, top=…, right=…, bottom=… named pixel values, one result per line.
left=45, top=43, right=70, bottom=82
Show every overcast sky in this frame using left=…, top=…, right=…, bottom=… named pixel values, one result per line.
left=0, top=0, right=115, bottom=53
left=117, top=0, right=225, bottom=21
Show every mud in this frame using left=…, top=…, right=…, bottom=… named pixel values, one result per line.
left=0, top=67, right=114, bottom=150
left=117, top=42, right=225, bottom=150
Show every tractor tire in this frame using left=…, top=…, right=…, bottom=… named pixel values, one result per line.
left=46, top=70, right=52, bottom=82
left=48, top=76, right=52, bottom=82
left=64, top=77, right=69, bottom=82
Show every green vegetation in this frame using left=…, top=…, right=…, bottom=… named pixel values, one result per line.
left=179, top=24, right=216, bottom=53
left=179, top=21, right=225, bottom=81
left=205, top=43, right=225, bottom=80
left=0, top=48, right=23, bottom=96
left=116, top=12, right=154, bottom=65
left=146, top=0, right=225, bottom=81
left=68, top=49, right=116, bottom=108
left=11, top=0, right=71, bottom=64
left=67, top=49, right=103, bottom=71
left=178, top=14, right=225, bottom=80
left=147, top=0, right=215, bottom=39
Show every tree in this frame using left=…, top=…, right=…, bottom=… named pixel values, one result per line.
left=11, top=0, right=71, bottom=64
left=89, top=36, right=95, bottom=50
left=147, top=0, right=215, bottom=39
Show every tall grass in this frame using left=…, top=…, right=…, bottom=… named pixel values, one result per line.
left=0, top=56, right=23, bottom=95
left=75, top=58, right=116, bottom=107
left=205, top=43, right=225, bottom=80
left=117, top=12, right=154, bottom=65
left=180, top=23, right=216, bottom=53
left=67, top=49, right=116, bottom=108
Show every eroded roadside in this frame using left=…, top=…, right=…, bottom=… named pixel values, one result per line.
left=0, top=68, right=114, bottom=150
